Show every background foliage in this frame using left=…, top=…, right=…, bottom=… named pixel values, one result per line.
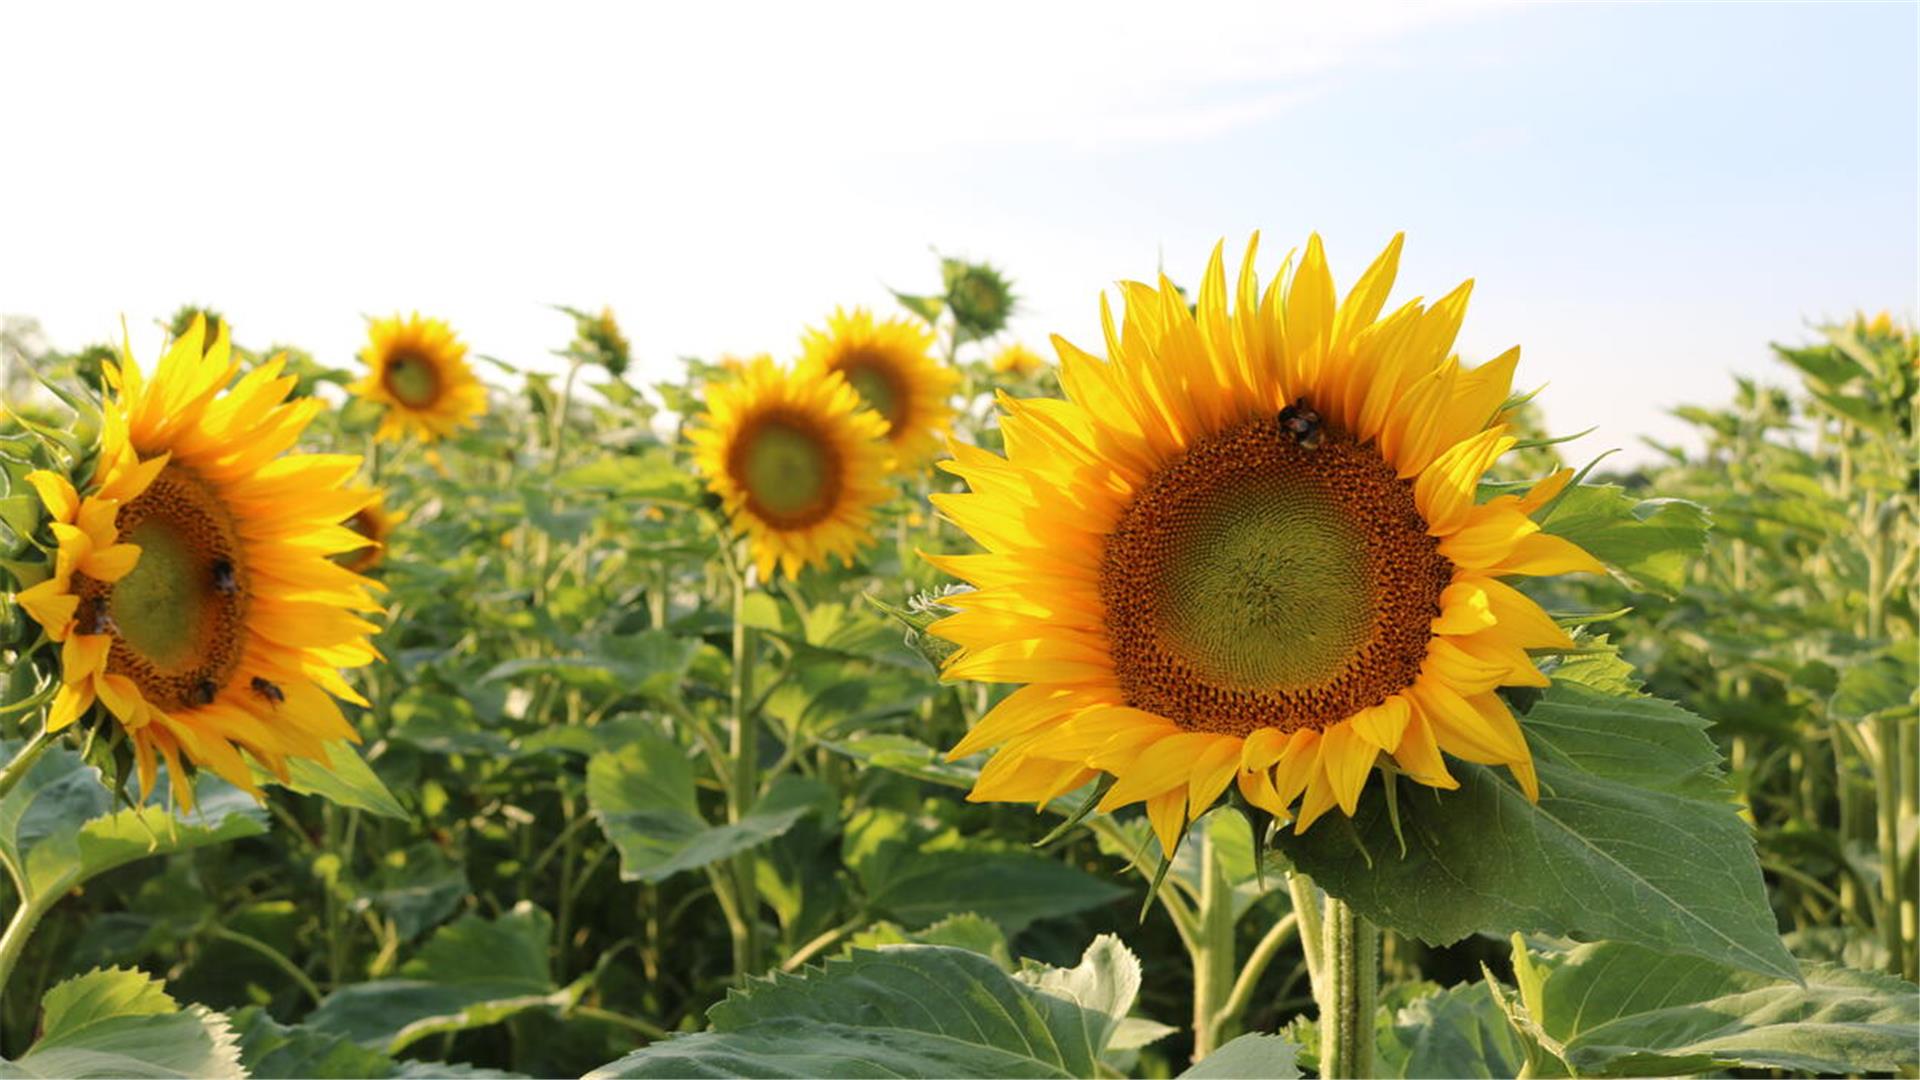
left=0, top=286, right=1912, bottom=1078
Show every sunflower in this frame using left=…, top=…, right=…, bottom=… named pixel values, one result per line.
left=925, top=234, right=1604, bottom=854
left=348, top=313, right=486, bottom=443
left=689, top=356, right=893, bottom=580
left=337, top=495, right=393, bottom=574
left=16, top=317, right=382, bottom=806
left=991, top=343, right=1048, bottom=379
left=799, top=308, right=957, bottom=468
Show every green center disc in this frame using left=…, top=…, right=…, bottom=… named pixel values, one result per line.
left=1100, top=415, right=1454, bottom=736
left=110, top=519, right=209, bottom=671
left=842, top=362, right=903, bottom=429
left=1156, top=479, right=1372, bottom=690
left=385, top=354, right=441, bottom=407
left=739, top=419, right=837, bottom=526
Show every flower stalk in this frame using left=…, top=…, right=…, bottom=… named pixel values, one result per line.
left=1317, top=893, right=1377, bottom=1080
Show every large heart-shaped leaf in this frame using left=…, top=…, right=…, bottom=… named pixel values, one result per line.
left=1178, top=1034, right=1301, bottom=1079
left=1373, top=981, right=1525, bottom=1079
left=587, top=937, right=1145, bottom=1078
left=304, top=902, right=575, bottom=1053
left=0, top=968, right=242, bottom=1079
left=1537, top=483, right=1709, bottom=598
left=262, top=741, right=407, bottom=820
left=229, top=1007, right=526, bottom=1079
left=0, top=743, right=267, bottom=915
left=588, top=735, right=828, bottom=884
left=1518, top=941, right=1920, bottom=1077
left=1275, top=682, right=1797, bottom=980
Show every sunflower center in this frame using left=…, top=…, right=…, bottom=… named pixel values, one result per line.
left=730, top=411, right=844, bottom=529
left=383, top=352, right=442, bottom=408
left=838, top=356, right=908, bottom=431
left=75, top=465, right=249, bottom=711
left=1100, top=413, right=1452, bottom=736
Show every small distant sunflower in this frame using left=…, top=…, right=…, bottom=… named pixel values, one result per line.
left=690, top=356, right=892, bottom=580
left=337, top=496, right=393, bottom=575
left=348, top=313, right=486, bottom=443
left=927, top=235, right=1604, bottom=853
left=991, top=343, right=1047, bottom=379
left=799, top=308, right=958, bottom=468
left=16, top=318, right=382, bottom=806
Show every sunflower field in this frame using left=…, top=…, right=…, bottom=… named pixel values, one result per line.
left=0, top=236, right=1913, bottom=1080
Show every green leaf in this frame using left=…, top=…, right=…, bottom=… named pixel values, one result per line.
left=1273, top=682, right=1797, bottom=981
left=588, top=735, right=830, bottom=884
left=0, top=745, right=268, bottom=915
left=361, top=842, right=469, bottom=941
left=230, top=1007, right=526, bottom=1079
left=848, top=913, right=1013, bottom=970
left=1539, top=484, right=1709, bottom=598
left=1178, top=1033, right=1301, bottom=1078
left=305, top=902, right=576, bottom=1053
left=554, top=449, right=698, bottom=501
left=0, top=968, right=243, bottom=1079
left=860, top=849, right=1127, bottom=936
left=587, top=938, right=1144, bottom=1079
left=230, top=1006, right=396, bottom=1078
left=263, top=741, right=407, bottom=819
left=1374, top=981, right=1525, bottom=1079
left=1523, top=941, right=1920, bottom=1076
left=1831, top=641, right=1916, bottom=720
left=230, top=1007, right=525, bottom=1079
left=481, top=631, right=697, bottom=699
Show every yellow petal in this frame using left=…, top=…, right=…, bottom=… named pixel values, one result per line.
left=24, top=471, right=78, bottom=523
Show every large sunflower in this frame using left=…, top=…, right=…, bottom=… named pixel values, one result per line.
left=689, top=356, right=892, bottom=581
left=16, top=318, right=382, bottom=806
left=926, top=235, right=1604, bottom=854
left=798, top=308, right=957, bottom=468
left=348, top=313, right=486, bottom=443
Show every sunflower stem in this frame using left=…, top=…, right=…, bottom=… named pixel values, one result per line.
left=1317, top=893, right=1376, bottom=1080
left=0, top=892, right=51, bottom=1025
left=0, top=725, right=57, bottom=806
left=727, top=562, right=762, bottom=982
left=1189, top=825, right=1238, bottom=1062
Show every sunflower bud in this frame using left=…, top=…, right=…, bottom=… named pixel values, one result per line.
left=940, top=257, right=1017, bottom=340
left=575, top=307, right=632, bottom=378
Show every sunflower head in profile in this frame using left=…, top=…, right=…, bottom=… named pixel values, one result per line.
left=990, top=342, right=1047, bottom=379
left=336, top=495, right=394, bottom=575
left=689, top=356, right=892, bottom=581
left=16, top=317, right=383, bottom=806
left=925, top=234, right=1605, bottom=855
left=348, top=313, right=487, bottom=444
left=798, top=308, right=958, bottom=469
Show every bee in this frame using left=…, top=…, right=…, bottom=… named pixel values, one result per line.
left=185, top=678, right=220, bottom=707
left=249, top=676, right=285, bottom=707
left=210, top=557, right=239, bottom=597
left=74, top=596, right=117, bottom=637
left=1277, top=397, right=1324, bottom=448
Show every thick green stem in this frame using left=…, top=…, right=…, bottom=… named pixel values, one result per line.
left=1189, top=827, right=1238, bottom=1061
left=1317, top=895, right=1377, bottom=1080
left=1285, top=872, right=1324, bottom=991
left=0, top=726, right=56, bottom=806
left=727, top=567, right=761, bottom=982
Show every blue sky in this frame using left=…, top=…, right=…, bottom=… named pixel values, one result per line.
left=1, top=2, right=1912, bottom=463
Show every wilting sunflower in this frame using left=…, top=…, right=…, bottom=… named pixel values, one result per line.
left=16, top=318, right=382, bottom=806
left=798, top=308, right=958, bottom=468
left=348, top=313, right=486, bottom=443
left=991, top=343, right=1048, bottom=379
left=926, top=234, right=1604, bottom=854
left=689, top=356, right=892, bottom=580
left=337, top=495, right=393, bottom=574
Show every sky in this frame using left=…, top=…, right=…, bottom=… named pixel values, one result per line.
left=1, top=1, right=1914, bottom=464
